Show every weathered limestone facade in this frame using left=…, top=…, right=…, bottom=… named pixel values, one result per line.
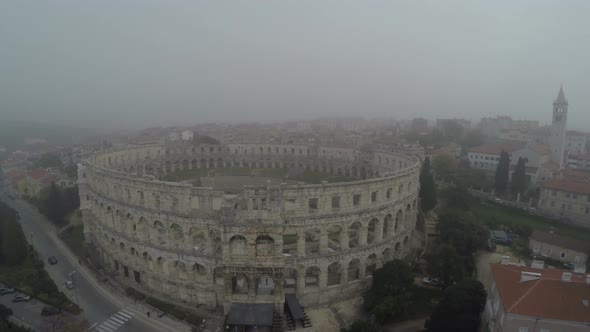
left=78, top=141, right=421, bottom=313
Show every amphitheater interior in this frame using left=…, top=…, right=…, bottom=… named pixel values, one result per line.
left=78, top=140, right=422, bottom=319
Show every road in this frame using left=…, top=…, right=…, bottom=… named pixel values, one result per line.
left=0, top=193, right=162, bottom=332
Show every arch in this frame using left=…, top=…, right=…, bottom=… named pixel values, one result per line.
left=210, top=230, right=222, bottom=257
left=348, top=259, right=361, bottom=281
left=170, top=223, right=184, bottom=247
left=305, top=267, right=320, bottom=288
left=255, top=235, right=275, bottom=256
left=229, top=235, right=247, bottom=256
left=156, top=257, right=168, bottom=274
left=395, top=242, right=401, bottom=252
left=348, top=222, right=362, bottom=249
left=403, top=236, right=409, bottom=246
left=189, top=226, right=205, bottom=251
left=153, top=220, right=166, bottom=245
left=231, top=273, right=249, bottom=295
left=405, top=204, right=412, bottom=226
left=327, top=225, right=342, bottom=252
left=327, top=262, right=342, bottom=286
left=174, top=261, right=188, bottom=280
left=366, top=254, right=377, bottom=276
left=256, top=276, right=275, bottom=296
left=282, top=231, right=298, bottom=255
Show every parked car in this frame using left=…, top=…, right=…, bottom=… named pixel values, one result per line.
left=12, top=294, right=31, bottom=303
left=490, top=230, right=512, bottom=246
left=48, top=256, right=58, bottom=265
left=64, top=280, right=74, bottom=290
left=422, top=277, right=442, bottom=287
left=563, top=262, right=576, bottom=270
left=0, top=288, right=16, bottom=295
left=41, top=306, right=61, bottom=316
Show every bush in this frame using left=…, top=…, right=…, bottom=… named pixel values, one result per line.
left=125, top=287, right=146, bottom=301
left=146, top=297, right=175, bottom=313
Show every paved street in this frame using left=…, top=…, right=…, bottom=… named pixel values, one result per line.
left=0, top=193, right=164, bottom=332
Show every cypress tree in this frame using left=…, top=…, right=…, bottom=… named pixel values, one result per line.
left=494, top=151, right=510, bottom=196
left=419, top=157, right=437, bottom=211
left=511, top=157, right=527, bottom=197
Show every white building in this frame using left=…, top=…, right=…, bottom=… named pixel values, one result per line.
left=566, top=130, right=589, bottom=155
left=181, top=130, right=194, bottom=141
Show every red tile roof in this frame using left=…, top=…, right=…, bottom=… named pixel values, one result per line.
left=491, top=264, right=590, bottom=323
left=28, top=168, right=50, bottom=180
left=543, top=169, right=590, bottom=194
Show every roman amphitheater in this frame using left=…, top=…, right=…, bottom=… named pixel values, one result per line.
left=78, top=140, right=422, bottom=324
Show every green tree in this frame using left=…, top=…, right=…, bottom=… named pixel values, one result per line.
left=364, top=260, right=415, bottom=322
left=494, top=151, right=510, bottom=196
left=431, top=154, right=457, bottom=180
left=510, top=157, right=527, bottom=198
left=44, top=183, right=65, bottom=225
left=437, top=211, right=488, bottom=257
left=445, top=186, right=474, bottom=210
left=426, top=244, right=467, bottom=288
left=35, top=153, right=63, bottom=168
left=419, top=157, right=437, bottom=212
left=425, top=279, right=487, bottom=332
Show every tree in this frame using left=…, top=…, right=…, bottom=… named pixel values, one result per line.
left=426, top=244, right=467, bottom=288
left=437, top=212, right=488, bottom=257
left=364, top=260, right=415, bottom=322
left=44, top=183, right=65, bottom=225
left=0, top=304, right=12, bottom=322
left=494, top=151, right=510, bottom=196
left=431, top=154, right=457, bottom=179
left=445, top=186, right=475, bottom=210
left=510, top=157, right=527, bottom=198
left=419, top=157, right=437, bottom=212
left=426, top=279, right=487, bottom=332
left=35, top=153, right=63, bottom=168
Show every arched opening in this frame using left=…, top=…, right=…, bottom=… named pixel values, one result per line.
left=174, top=261, right=188, bottom=280
left=405, top=204, right=412, bottom=226
left=366, top=254, right=377, bottom=276
left=348, top=259, right=361, bottom=281
left=395, top=242, right=401, bottom=252
left=229, top=235, right=247, bottom=257
left=395, top=210, right=402, bottom=232
left=348, top=222, right=362, bottom=248
left=153, top=220, right=166, bottom=245
left=305, top=267, right=320, bottom=288
left=156, top=257, right=168, bottom=275
left=403, top=236, right=409, bottom=246
left=231, top=273, right=249, bottom=295
left=305, top=229, right=321, bottom=255
left=169, top=223, right=184, bottom=247
left=210, top=230, right=222, bottom=257
left=327, top=225, right=342, bottom=252
left=256, top=276, right=275, bottom=296
left=255, top=235, right=275, bottom=256
left=327, top=262, right=342, bottom=286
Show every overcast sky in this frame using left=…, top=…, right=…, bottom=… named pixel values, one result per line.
left=1, top=1, right=590, bottom=130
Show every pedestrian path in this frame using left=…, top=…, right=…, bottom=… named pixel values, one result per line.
left=92, top=309, right=134, bottom=332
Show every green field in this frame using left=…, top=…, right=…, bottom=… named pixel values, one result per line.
left=470, top=201, right=590, bottom=242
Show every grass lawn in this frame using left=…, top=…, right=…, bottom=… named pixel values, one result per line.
left=470, top=201, right=590, bottom=242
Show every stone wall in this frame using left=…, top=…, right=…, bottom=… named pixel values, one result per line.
left=78, top=141, right=422, bottom=313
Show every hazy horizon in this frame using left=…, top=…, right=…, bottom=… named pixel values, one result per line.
left=1, top=1, right=590, bottom=131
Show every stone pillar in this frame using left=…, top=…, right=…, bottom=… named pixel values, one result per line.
left=340, top=230, right=349, bottom=251
left=375, top=222, right=383, bottom=243
left=248, top=274, right=256, bottom=298
left=319, top=268, right=328, bottom=289
left=359, top=259, right=366, bottom=279
left=340, top=268, right=348, bottom=285
left=296, top=269, right=306, bottom=298
left=319, top=229, right=329, bottom=254
left=297, top=231, right=306, bottom=257
left=359, top=224, right=368, bottom=246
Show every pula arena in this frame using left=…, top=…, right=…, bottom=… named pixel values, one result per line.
left=78, top=140, right=421, bottom=314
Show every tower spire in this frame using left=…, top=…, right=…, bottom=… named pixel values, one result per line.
left=555, top=85, right=567, bottom=104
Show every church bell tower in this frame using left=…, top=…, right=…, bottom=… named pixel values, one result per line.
left=550, top=85, right=568, bottom=168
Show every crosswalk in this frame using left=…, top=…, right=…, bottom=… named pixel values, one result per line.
left=93, top=309, right=135, bottom=332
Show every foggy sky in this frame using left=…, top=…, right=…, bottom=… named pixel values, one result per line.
left=1, top=1, right=590, bottom=130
